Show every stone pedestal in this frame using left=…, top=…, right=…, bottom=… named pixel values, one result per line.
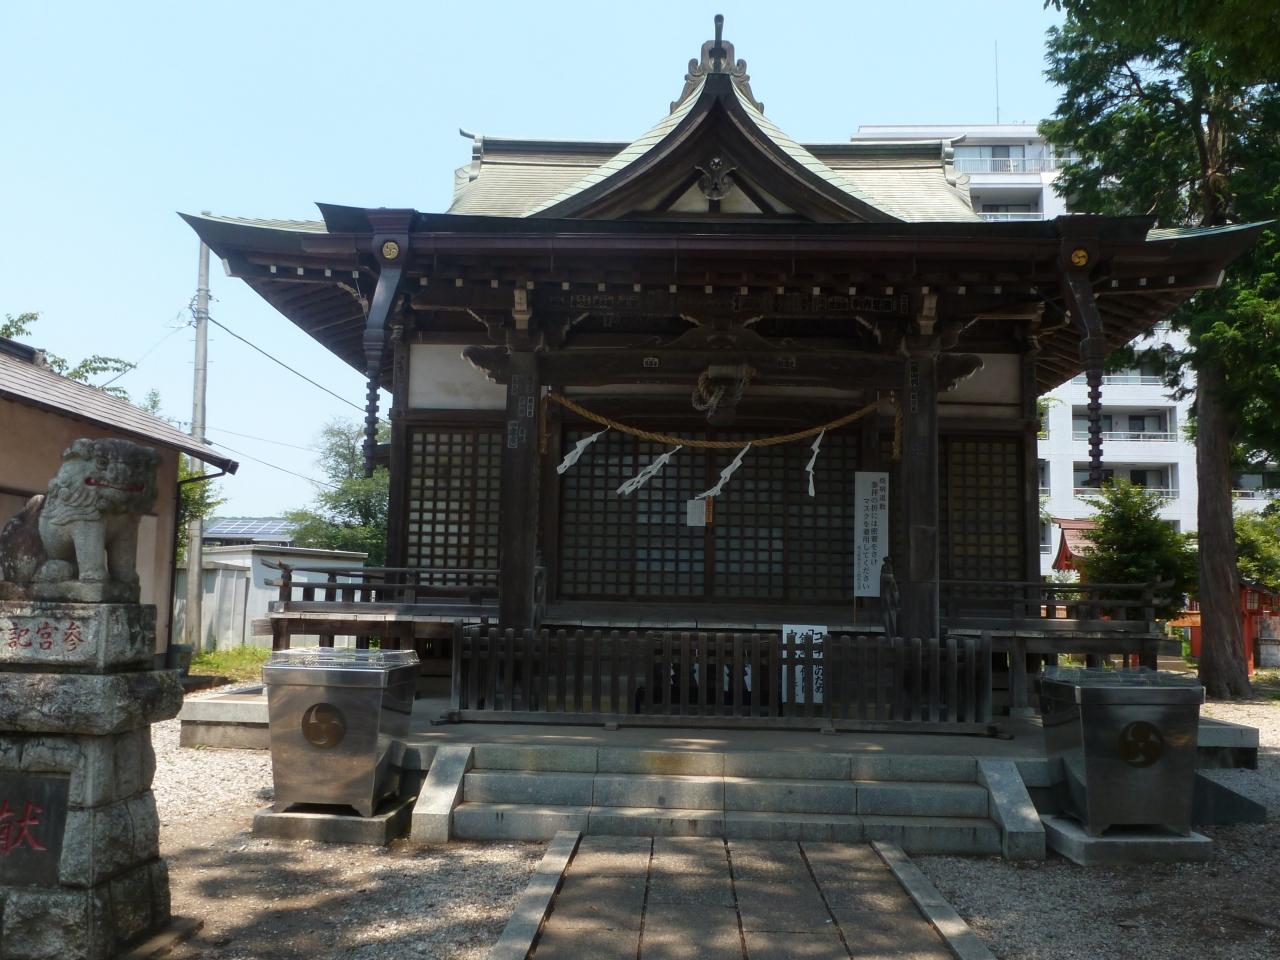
left=0, top=601, right=182, bottom=960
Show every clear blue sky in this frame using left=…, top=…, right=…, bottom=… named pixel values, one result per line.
left=0, top=1, right=1063, bottom=515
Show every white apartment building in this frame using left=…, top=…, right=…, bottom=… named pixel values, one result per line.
left=854, top=123, right=1272, bottom=574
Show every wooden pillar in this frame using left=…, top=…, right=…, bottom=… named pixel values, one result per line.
left=499, top=350, right=541, bottom=628
left=385, top=326, right=410, bottom=569
left=900, top=312, right=941, bottom=641
left=1019, top=320, right=1043, bottom=586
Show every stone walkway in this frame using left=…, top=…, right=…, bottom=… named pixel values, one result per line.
left=532, top=837, right=951, bottom=960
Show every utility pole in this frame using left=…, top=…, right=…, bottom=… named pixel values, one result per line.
left=184, top=217, right=211, bottom=656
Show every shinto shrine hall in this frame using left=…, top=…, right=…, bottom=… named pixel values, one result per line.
left=185, top=17, right=1261, bottom=726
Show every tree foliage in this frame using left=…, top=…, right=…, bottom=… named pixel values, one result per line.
left=1040, top=0, right=1280, bottom=696
left=285, top=421, right=389, bottom=565
left=138, top=391, right=225, bottom=563
left=1235, top=507, right=1280, bottom=590
left=2, top=312, right=135, bottom=398
left=1077, top=481, right=1198, bottom=618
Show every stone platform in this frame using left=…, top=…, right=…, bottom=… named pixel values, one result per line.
left=1042, top=816, right=1213, bottom=866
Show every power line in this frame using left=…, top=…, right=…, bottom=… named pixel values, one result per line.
left=205, top=314, right=382, bottom=419
left=97, top=318, right=187, bottom=389
left=207, top=439, right=339, bottom=489
left=206, top=425, right=322, bottom=453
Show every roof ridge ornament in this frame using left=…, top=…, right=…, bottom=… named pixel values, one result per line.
left=671, top=14, right=764, bottom=115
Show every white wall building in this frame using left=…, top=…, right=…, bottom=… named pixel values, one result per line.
left=853, top=123, right=1273, bottom=574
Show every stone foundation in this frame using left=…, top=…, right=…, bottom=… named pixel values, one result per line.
left=0, top=601, right=180, bottom=960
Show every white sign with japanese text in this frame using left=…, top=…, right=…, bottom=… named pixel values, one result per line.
left=854, top=471, right=889, bottom=598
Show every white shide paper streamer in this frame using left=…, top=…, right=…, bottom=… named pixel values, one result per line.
left=805, top=429, right=825, bottom=497
left=617, top=446, right=683, bottom=496
left=697, top=443, right=751, bottom=500
left=556, top=428, right=608, bottom=475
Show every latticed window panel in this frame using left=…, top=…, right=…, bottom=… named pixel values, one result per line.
left=558, top=426, right=860, bottom=603
left=406, top=428, right=502, bottom=583
left=940, top=435, right=1024, bottom=582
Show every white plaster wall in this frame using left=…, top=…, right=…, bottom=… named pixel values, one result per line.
left=408, top=343, right=507, bottom=409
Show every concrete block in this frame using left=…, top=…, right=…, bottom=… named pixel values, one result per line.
left=596, top=748, right=724, bottom=776
left=408, top=743, right=472, bottom=844
left=721, top=751, right=851, bottom=780
left=1193, top=772, right=1268, bottom=825
left=977, top=758, right=1045, bottom=860
left=451, top=802, right=590, bottom=840
left=489, top=830, right=579, bottom=960
left=398, top=743, right=438, bottom=771
left=1042, top=815, right=1211, bottom=865
left=463, top=770, right=595, bottom=806
left=178, top=721, right=269, bottom=750
left=0, top=602, right=155, bottom=672
left=471, top=743, right=598, bottom=772
left=587, top=805, right=724, bottom=837
left=724, top=777, right=855, bottom=814
left=1013, top=756, right=1061, bottom=789
left=646, top=871, right=736, bottom=907
left=59, top=793, right=160, bottom=887
left=592, top=773, right=723, bottom=810
left=566, top=835, right=651, bottom=876
left=174, top=695, right=268, bottom=725
left=856, top=781, right=988, bottom=818
left=861, top=816, right=1001, bottom=856
left=0, top=671, right=183, bottom=735
left=546, top=873, right=647, bottom=927
left=849, top=754, right=977, bottom=783
left=872, top=841, right=997, bottom=960
left=252, top=795, right=414, bottom=845
left=724, top=811, right=863, bottom=842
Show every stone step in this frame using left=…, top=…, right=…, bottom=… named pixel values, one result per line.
left=462, top=770, right=989, bottom=818
left=467, top=743, right=979, bottom=782
left=451, top=801, right=1000, bottom=854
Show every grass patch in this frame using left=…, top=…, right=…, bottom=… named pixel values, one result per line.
left=190, top=646, right=269, bottom=682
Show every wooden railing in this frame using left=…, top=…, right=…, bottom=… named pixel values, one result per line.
left=263, top=561, right=500, bottom=606
left=452, top=627, right=993, bottom=731
left=940, top=579, right=1171, bottom=627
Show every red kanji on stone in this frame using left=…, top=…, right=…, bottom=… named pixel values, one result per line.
left=0, top=800, right=47, bottom=856
left=62, top=621, right=83, bottom=652
left=35, top=621, right=54, bottom=651
left=6, top=626, right=30, bottom=650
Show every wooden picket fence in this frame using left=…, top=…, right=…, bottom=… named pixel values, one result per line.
left=451, top=627, right=993, bottom=731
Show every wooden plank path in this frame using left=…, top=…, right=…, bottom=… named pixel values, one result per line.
left=528, top=837, right=961, bottom=960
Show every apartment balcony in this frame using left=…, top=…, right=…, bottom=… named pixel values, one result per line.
left=1071, top=430, right=1177, bottom=442
left=955, top=157, right=1079, bottom=174
left=1074, top=486, right=1176, bottom=498
left=1233, top=489, right=1277, bottom=500
left=1070, top=373, right=1164, bottom=386
left=979, top=211, right=1047, bottom=222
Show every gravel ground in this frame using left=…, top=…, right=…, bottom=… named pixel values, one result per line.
left=917, top=697, right=1280, bottom=960
left=152, top=687, right=544, bottom=960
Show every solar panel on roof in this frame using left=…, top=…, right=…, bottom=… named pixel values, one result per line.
left=205, top=517, right=296, bottom=537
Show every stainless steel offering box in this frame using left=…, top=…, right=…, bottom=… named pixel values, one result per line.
left=263, top=648, right=418, bottom=817
left=1040, top=666, right=1204, bottom=836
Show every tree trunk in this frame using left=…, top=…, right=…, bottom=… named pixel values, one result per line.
left=1195, top=362, right=1251, bottom=698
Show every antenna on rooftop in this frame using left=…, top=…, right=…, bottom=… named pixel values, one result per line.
left=994, top=40, right=1001, bottom=124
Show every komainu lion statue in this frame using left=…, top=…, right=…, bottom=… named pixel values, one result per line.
left=0, top=438, right=159, bottom=601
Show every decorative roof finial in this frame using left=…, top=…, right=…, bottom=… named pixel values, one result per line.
left=670, top=14, right=764, bottom=114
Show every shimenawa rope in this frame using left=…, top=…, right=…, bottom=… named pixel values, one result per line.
left=546, top=392, right=880, bottom=449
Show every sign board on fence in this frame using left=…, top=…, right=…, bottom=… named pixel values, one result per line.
left=783, top=624, right=827, bottom=704
left=854, top=471, right=889, bottom=598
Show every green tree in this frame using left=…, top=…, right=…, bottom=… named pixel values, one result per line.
left=1041, top=1, right=1280, bottom=696
left=138, top=391, right=224, bottom=563
left=1235, top=507, right=1280, bottom=591
left=1078, top=481, right=1198, bottom=619
left=285, top=421, right=389, bottom=565
left=3, top=312, right=135, bottom=398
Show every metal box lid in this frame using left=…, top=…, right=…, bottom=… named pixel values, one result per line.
left=1041, top=667, right=1205, bottom=705
left=262, top=648, right=419, bottom=687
